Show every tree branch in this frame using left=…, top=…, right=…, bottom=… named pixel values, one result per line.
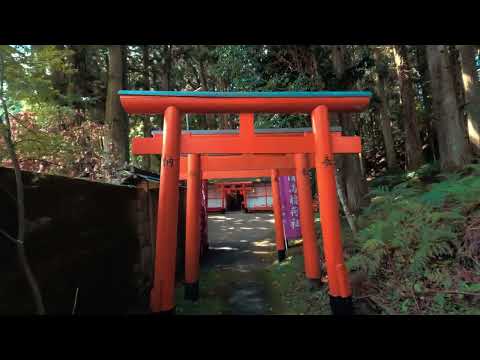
left=422, top=289, right=480, bottom=297
left=72, top=287, right=79, bottom=314
left=335, top=171, right=358, bottom=235
left=0, top=50, right=46, bottom=315
left=0, top=228, right=21, bottom=245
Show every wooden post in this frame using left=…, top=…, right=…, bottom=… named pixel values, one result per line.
left=221, top=184, right=225, bottom=212
left=311, top=105, right=353, bottom=315
left=150, top=106, right=182, bottom=314
left=294, top=153, right=321, bottom=285
left=185, top=153, right=201, bottom=301
left=271, top=169, right=286, bottom=262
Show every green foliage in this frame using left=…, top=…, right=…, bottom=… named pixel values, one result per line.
left=346, top=166, right=480, bottom=314
left=0, top=45, right=110, bottom=178
left=415, top=165, right=480, bottom=208
left=264, top=252, right=331, bottom=315
left=211, top=46, right=265, bottom=90
left=1, top=45, right=74, bottom=106
left=1, top=110, right=106, bottom=177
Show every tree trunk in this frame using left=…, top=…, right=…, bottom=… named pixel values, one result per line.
left=122, top=46, right=129, bottom=91
left=0, top=53, right=46, bottom=314
left=331, top=46, right=368, bottom=214
left=50, top=45, right=69, bottom=102
left=141, top=48, right=151, bottom=89
left=415, top=46, right=433, bottom=113
left=458, top=45, right=480, bottom=155
left=105, top=45, right=129, bottom=173
left=393, top=45, right=425, bottom=170
left=335, top=173, right=357, bottom=236
left=415, top=45, right=438, bottom=162
left=448, top=46, right=468, bottom=129
left=142, top=45, right=152, bottom=170
left=2, top=129, right=46, bottom=315
left=160, top=45, right=172, bottom=91
left=218, top=78, right=231, bottom=129
left=66, top=45, right=106, bottom=124
left=373, top=47, right=399, bottom=171
left=426, top=45, right=472, bottom=171
left=199, top=59, right=216, bottom=129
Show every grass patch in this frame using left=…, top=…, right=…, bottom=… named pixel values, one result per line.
left=175, top=268, right=233, bottom=315
left=263, top=248, right=331, bottom=315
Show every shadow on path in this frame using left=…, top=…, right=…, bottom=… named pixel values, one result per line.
left=177, top=211, right=279, bottom=315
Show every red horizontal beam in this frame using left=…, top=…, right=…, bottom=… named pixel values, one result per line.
left=216, top=181, right=253, bottom=186
left=178, top=154, right=312, bottom=173
left=132, top=132, right=361, bottom=155
left=179, top=169, right=295, bottom=180
left=120, top=96, right=370, bottom=114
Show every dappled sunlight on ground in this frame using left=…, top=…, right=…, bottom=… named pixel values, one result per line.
left=253, top=239, right=275, bottom=247
left=206, top=212, right=277, bottom=252
left=209, top=246, right=239, bottom=251
left=178, top=210, right=279, bottom=314
left=176, top=210, right=327, bottom=315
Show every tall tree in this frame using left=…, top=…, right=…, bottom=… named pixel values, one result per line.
left=426, top=45, right=471, bottom=171
left=372, top=46, right=399, bottom=170
left=392, top=45, right=424, bottom=170
left=0, top=46, right=51, bottom=314
left=415, top=45, right=438, bottom=162
left=330, top=45, right=368, bottom=214
left=142, top=45, right=153, bottom=170
left=458, top=45, right=480, bottom=155
left=105, top=45, right=129, bottom=172
left=198, top=46, right=218, bottom=130
left=61, top=46, right=107, bottom=124
left=448, top=46, right=467, bottom=126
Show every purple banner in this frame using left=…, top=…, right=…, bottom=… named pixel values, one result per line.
left=278, top=176, right=302, bottom=241
left=200, top=180, right=208, bottom=254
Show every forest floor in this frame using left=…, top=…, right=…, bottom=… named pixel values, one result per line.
left=176, top=163, right=480, bottom=315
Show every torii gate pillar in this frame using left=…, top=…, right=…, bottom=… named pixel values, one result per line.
left=271, top=169, right=287, bottom=262
left=185, top=153, right=201, bottom=301
left=294, top=153, right=321, bottom=285
left=312, top=105, right=352, bottom=315
left=150, top=106, right=182, bottom=314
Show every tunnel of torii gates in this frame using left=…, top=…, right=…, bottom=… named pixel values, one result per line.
left=119, top=90, right=372, bottom=315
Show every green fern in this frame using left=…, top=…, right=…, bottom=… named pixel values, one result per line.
left=352, top=178, right=469, bottom=280
left=409, top=226, right=456, bottom=276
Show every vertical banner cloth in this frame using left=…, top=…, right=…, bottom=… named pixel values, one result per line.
left=278, top=176, right=302, bottom=241
left=200, top=180, right=209, bottom=255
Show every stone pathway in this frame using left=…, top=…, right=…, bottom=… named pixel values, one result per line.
left=198, top=211, right=277, bottom=314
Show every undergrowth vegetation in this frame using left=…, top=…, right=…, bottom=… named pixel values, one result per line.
left=264, top=252, right=331, bottom=315
left=344, top=163, right=480, bottom=314
left=265, top=163, right=480, bottom=315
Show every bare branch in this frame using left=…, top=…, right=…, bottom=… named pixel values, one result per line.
left=72, top=288, right=79, bottom=314
left=0, top=228, right=21, bottom=245
left=335, top=171, right=358, bottom=235
left=422, top=289, right=480, bottom=297
left=0, top=50, right=46, bottom=315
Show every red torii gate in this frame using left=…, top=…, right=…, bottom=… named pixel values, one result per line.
left=210, top=181, right=254, bottom=213
left=120, top=90, right=371, bottom=315
left=174, top=154, right=320, bottom=301
left=136, top=132, right=351, bottom=307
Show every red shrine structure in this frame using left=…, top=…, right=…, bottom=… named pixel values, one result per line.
left=120, top=90, right=371, bottom=315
